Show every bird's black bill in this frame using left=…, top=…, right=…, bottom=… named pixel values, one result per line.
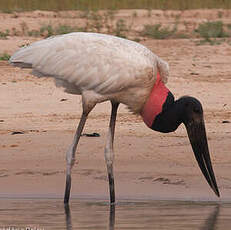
left=185, top=121, right=220, bottom=197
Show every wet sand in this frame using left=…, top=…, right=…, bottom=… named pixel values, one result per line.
left=0, top=9, right=231, bottom=202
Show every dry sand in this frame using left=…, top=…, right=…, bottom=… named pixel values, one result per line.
left=0, top=9, right=231, bottom=202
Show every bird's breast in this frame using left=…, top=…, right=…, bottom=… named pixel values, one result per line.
left=141, top=72, right=172, bottom=128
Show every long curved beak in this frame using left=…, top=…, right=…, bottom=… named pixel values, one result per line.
left=185, top=120, right=220, bottom=197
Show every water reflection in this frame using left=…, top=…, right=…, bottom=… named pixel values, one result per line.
left=109, top=205, right=115, bottom=230
left=0, top=199, right=229, bottom=230
left=64, top=204, right=72, bottom=230
left=64, top=203, right=115, bottom=230
left=63, top=201, right=221, bottom=230
left=200, top=205, right=220, bottom=230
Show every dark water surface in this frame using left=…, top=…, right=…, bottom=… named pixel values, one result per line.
left=0, top=199, right=230, bottom=229
left=0, top=0, right=231, bottom=12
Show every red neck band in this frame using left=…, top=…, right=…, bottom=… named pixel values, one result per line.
left=141, top=72, right=170, bottom=128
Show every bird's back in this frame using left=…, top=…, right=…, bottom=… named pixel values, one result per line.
left=10, top=32, right=169, bottom=113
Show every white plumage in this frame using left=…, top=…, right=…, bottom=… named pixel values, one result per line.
left=10, top=32, right=169, bottom=113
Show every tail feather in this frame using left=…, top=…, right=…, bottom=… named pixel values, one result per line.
left=10, top=61, right=32, bottom=68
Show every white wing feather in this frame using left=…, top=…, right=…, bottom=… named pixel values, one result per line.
left=10, top=32, right=169, bottom=95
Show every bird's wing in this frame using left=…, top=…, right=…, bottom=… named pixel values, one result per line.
left=10, top=33, right=165, bottom=94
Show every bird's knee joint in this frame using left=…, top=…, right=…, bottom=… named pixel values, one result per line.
left=66, top=157, right=75, bottom=168
left=105, top=150, right=114, bottom=163
left=106, top=160, right=113, bottom=167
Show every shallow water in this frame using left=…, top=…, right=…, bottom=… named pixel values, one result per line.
left=0, top=199, right=230, bottom=230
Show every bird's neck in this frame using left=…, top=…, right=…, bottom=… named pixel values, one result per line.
left=141, top=72, right=171, bottom=127
left=141, top=73, right=183, bottom=133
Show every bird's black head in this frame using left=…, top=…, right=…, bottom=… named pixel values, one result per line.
left=152, top=95, right=220, bottom=197
left=179, top=96, right=203, bottom=126
left=151, top=95, right=204, bottom=133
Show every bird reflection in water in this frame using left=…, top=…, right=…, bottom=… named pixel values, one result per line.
left=109, top=205, right=115, bottom=230
left=64, top=203, right=219, bottom=230
left=64, top=204, right=72, bottom=230
left=200, top=205, right=220, bottom=230
left=64, top=203, right=115, bottom=230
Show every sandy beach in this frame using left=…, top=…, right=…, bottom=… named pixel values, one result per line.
left=0, top=9, right=231, bottom=202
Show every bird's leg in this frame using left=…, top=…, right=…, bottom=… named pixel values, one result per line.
left=64, top=102, right=95, bottom=204
left=64, top=113, right=87, bottom=204
left=105, top=101, right=119, bottom=204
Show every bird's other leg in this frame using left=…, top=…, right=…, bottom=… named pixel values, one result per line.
left=105, top=101, right=119, bottom=205
left=64, top=102, right=95, bottom=204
